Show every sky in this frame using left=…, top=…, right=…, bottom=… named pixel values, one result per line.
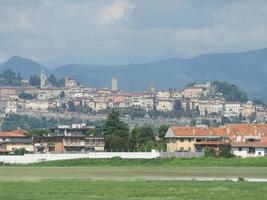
left=1, top=0, right=267, bottom=66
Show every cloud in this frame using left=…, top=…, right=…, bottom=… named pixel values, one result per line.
left=0, top=0, right=267, bottom=64
left=99, top=0, right=133, bottom=25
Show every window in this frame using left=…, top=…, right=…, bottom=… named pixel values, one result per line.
left=238, top=148, right=242, bottom=151
left=258, top=152, right=262, bottom=156
left=180, top=138, right=184, bottom=142
left=188, top=147, right=191, bottom=152
left=188, top=139, right=192, bottom=142
left=180, top=147, right=184, bottom=151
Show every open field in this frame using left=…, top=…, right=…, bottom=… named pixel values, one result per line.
left=0, top=166, right=267, bottom=180
left=24, top=157, right=267, bottom=167
left=0, top=179, right=267, bottom=200
left=1, top=158, right=267, bottom=199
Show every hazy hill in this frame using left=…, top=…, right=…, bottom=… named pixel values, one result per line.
left=0, top=56, right=46, bottom=78
left=1, top=48, right=267, bottom=100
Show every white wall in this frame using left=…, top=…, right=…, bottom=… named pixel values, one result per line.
left=0, top=151, right=160, bottom=164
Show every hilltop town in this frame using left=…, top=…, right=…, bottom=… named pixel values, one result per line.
left=0, top=69, right=266, bottom=127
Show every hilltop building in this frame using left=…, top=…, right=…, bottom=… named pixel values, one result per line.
left=111, top=78, right=118, bottom=92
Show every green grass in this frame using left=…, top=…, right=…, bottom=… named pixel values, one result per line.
left=1, top=166, right=267, bottom=180
left=20, top=156, right=267, bottom=167
left=0, top=179, right=267, bottom=200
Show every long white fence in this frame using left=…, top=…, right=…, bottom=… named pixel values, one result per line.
left=0, top=151, right=160, bottom=164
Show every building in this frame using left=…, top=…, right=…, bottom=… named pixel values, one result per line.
left=0, top=129, right=33, bottom=154
left=65, top=76, right=78, bottom=87
left=34, top=126, right=105, bottom=153
left=165, top=124, right=267, bottom=157
left=223, top=102, right=241, bottom=117
left=165, top=126, right=229, bottom=153
left=111, top=78, right=118, bottom=92
left=156, top=99, right=174, bottom=111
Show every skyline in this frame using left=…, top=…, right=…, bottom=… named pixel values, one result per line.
left=1, top=0, right=267, bottom=67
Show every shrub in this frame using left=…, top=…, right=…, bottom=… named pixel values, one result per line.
left=204, top=147, right=217, bottom=157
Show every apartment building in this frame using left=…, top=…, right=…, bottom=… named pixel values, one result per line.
left=165, top=124, right=267, bottom=157
left=0, top=129, right=33, bottom=154
left=34, top=127, right=105, bottom=153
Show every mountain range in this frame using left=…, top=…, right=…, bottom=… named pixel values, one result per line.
left=1, top=48, right=267, bottom=101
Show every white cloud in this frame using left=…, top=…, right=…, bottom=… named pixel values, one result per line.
left=99, top=0, right=133, bottom=25
left=0, top=0, right=267, bottom=64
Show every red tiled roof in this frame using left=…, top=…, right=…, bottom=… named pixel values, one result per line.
left=232, top=142, right=267, bottom=148
left=0, top=129, right=27, bottom=138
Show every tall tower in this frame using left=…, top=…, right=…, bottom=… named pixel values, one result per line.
left=40, top=69, right=46, bottom=88
left=111, top=77, right=118, bottom=92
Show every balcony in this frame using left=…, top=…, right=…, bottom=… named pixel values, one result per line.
left=63, top=142, right=85, bottom=147
left=85, top=142, right=105, bottom=147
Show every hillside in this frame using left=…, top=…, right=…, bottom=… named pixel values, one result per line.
left=1, top=48, right=267, bottom=100
left=0, top=56, right=47, bottom=78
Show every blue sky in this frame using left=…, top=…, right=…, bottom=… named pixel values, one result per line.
left=1, top=0, right=267, bottom=66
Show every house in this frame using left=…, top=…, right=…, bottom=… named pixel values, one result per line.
left=34, top=126, right=105, bottom=153
left=165, top=126, right=229, bottom=153
left=165, top=124, right=267, bottom=158
left=156, top=99, right=174, bottom=111
left=223, top=102, right=241, bottom=117
left=0, top=129, right=33, bottom=154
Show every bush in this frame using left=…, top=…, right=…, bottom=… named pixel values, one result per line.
left=238, top=177, right=245, bottom=182
left=220, top=145, right=234, bottom=158
left=204, top=147, right=217, bottom=157
left=14, top=148, right=27, bottom=155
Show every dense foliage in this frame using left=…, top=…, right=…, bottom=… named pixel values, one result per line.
left=1, top=114, right=100, bottom=131
left=0, top=69, right=22, bottom=86
left=212, top=81, right=248, bottom=102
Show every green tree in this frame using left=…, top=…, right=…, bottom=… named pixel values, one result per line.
left=220, top=145, right=233, bottom=158
left=29, top=75, right=40, bottom=86
left=158, top=124, right=169, bottom=140
left=60, top=91, right=65, bottom=99
left=102, top=109, right=130, bottom=150
left=212, top=81, right=248, bottom=102
left=19, top=92, right=34, bottom=100
left=27, top=129, right=50, bottom=137
left=47, top=74, right=57, bottom=86
left=204, top=147, right=216, bottom=157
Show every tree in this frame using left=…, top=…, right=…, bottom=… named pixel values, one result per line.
left=19, top=92, right=34, bottom=100
left=27, top=129, right=50, bottom=137
left=68, top=101, right=76, bottom=112
left=158, top=124, right=169, bottom=140
left=29, top=75, right=40, bottom=86
left=102, top=109, right=130, bottom=150
left=60, top=91, right=65, bottom=99
left=220, top=145, right=233, bottom=158
left=212, top=81, right=248, bottom=102
left=0, top=69, right=22, bottom=86
left=204, top=147, right=216, bottom=157
left=47, top=74, right=57, bottom=86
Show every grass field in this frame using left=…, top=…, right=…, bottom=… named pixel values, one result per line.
left=17, top=156, right=267, bottom=167
left=1, top=157, right=267, bottom=199
left=0, top=179, right=267, bottom=200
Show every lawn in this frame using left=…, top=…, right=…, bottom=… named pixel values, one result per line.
left=20, top=156, right=267, bottom=167
left=0, top=179, right=267, bottom=200
left=1, top=157, right=267, bottom=199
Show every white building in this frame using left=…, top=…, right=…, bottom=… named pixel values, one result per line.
left=224, top=102, right=241, bottom=117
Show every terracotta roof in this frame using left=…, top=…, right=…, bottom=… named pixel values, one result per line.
left=195, top=141, right=229, bottom=146
left=0, top=129, right=27, bottom=138
left=232, top=142, right=267, bottom=148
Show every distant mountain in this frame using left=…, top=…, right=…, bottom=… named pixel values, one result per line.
left=0, top=56, right=47, bottom=78
left=54, top=48, right=267, bottom=100
left=1, top=48, right=267, bottom=101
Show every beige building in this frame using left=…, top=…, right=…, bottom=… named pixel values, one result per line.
left=156, top=99, right=174, bottom=111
